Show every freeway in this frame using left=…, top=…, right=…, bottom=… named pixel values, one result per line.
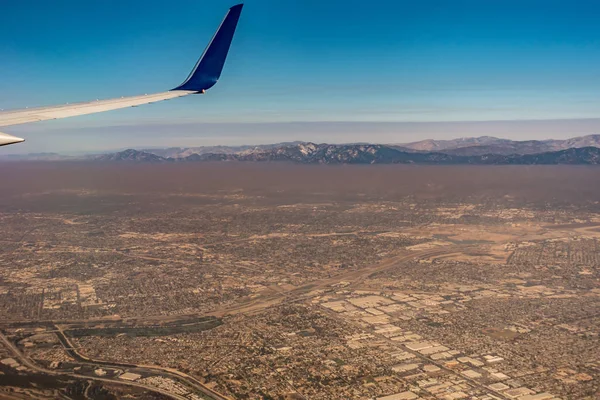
left=0, top=246, right=460, bottom=326
left=0, top=331, right=189, bottom=400
left=53, top=325, right=230, bottom=400
left=208, top=246, right=464, bottom=317
left=0, top=245, right=463, bottom=400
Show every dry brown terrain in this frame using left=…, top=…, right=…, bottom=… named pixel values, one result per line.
left=0, top=163, right=599, bottom=399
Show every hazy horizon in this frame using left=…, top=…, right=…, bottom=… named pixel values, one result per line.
left=3, top=0, right=600, bottom=153
left=4, top=118, right=600, bottom=155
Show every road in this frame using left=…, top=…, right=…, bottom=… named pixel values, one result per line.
left=0, top=245, right=462, bottom=400
left=207, top=246, right=463, bottom=317
left=0, top=331, right=190, bottom=400
left=319, top=306, right=511, bottom=399
left=47, top=248, right=456, bottom=400
left=53, top=326, right=230, bottom=400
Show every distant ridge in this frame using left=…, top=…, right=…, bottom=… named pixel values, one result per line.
left=397, top=136, right=508, bottom=152
left=3, top=135, right=600, bottom=164
left=398, top=134, right=600, bottom=155
left=84, top=145, right=600, bottom=165
left=142, top=142, right=306, bottom=159
left=93, top=149, right=165, bottom=163
left=141, top=134, right=600, bottom=158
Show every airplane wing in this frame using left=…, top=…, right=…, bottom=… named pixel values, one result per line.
left=0, top=3, right=243, bottom=147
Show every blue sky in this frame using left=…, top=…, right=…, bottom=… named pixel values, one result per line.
left=1, top=0, right=600, bottom=152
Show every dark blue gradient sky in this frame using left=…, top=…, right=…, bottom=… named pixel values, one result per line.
left=1, top=0, right=599, bottom=152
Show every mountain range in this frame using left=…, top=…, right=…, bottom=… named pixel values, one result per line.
left=395, top=134, right=600, bottom=155
left=3, top=134, right=600, bottom=165
left=141, top=142, right=306, bottom=158
left=138, top=134, right=600, bottom=159
left=94, top=142, right=600, bottom=165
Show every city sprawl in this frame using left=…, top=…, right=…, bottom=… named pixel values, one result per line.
left=0, top=163, right=598, bottom=399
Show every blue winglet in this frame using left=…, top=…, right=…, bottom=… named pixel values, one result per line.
left=173, top=4, right=243, bottom=92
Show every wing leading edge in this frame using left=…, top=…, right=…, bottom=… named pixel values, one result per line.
left=0, top=3, right=243, bottom=147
